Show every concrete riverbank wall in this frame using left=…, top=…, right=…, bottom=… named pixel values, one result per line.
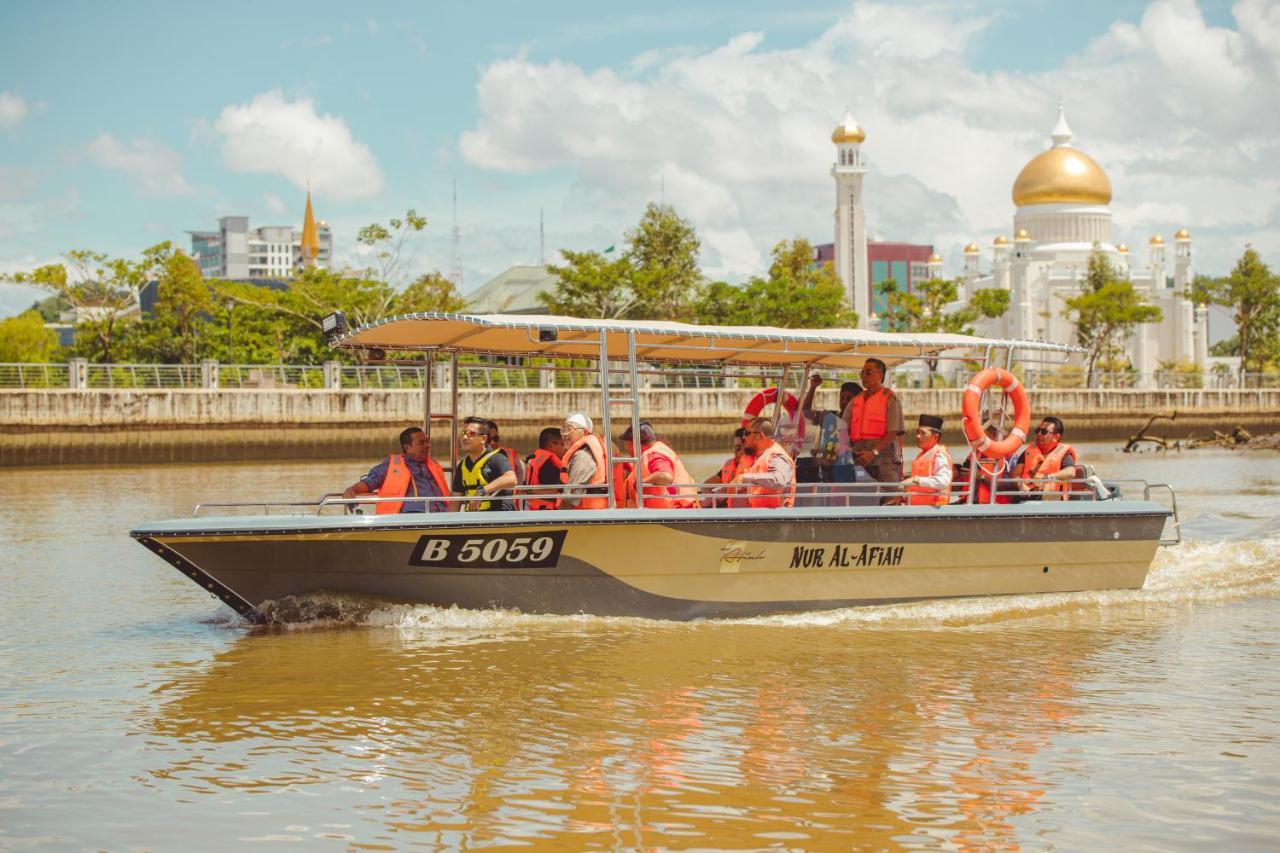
left=3, top=388, right=1279, bottom=466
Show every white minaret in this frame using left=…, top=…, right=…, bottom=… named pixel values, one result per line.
left=831, top=112, right=870, bottom=327
left=1173, top=228, right=1195, bottom=362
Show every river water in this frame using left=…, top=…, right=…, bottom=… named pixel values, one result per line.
left=2, top=445, right=1278, bottom=850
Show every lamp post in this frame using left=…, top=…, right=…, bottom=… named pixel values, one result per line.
left=224, top=299, right=235, bottom=364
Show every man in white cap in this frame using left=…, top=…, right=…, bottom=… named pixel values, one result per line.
left=558, top=412, right=610, bottom=510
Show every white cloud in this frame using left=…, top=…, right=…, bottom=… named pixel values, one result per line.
left=86, top=133, right=194, bottom=197
left=262, top=192, right=289, bottom=216
left=0, top=91, right=29, bottom=127
left=0, top=167, right=38, bottom=202
left=459, top=0, right=1280, bottom=279
left=214, top=90, right=384, bottom=201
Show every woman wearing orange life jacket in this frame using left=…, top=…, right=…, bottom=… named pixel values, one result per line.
left=524, top=427, right=567, bottom=510
left=1017, top=416, right=1082, bottom=501
left=899, top=414, right=952, bottom=506
left=558, top=412, right=611, bottom=510
left=341, top=426, right=450, bottom=514
left=621, top=421, right=699, bottom=509
left=739, top=417, right=797, bottom=509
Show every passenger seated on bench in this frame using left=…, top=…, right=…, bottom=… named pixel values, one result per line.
left=702, top=427, right=749, bottom=508
left=485, top=419, right=526, bottom=485
left=1016, top=417, right=1080, bottom=501
left=524, top=427, right=566, bottom=510
left=738, top=417, right=797, bottom=509
left=559, top=412, right=609, bottom=510
left=454, top=417, right=517, bottom=512
left=621, top=421, right=699, bottom=509
left=342, top=426, right=449, bottom=514
left=896, top=415, right=952, bottom=506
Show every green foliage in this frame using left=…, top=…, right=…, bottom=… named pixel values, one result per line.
left=0, top=310, right=62, bottom=362
left=29, top=293, right=69, bottom=322
left=691, top=239, right=855, bottom=328
left=356, top=208, right=429, bottom=288
left=625, top=204, right=701, bottom=320
left=543, top=203, right=703, bottom=321
left=1063, top=248, right=1162, bottom=385
left=541, top=249, right=635, bottom=319
left=876, top=278, right=919, bottom=333
left=121, top=252, right=215, bottom=363
left=395, top=271, right=466, bottom=314
left=1190, top=247, right=1280, bottom=374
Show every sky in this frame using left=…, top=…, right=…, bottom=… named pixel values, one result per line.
left=1, top=0, right=1277, bottom=317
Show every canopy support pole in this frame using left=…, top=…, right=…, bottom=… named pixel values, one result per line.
left=450, top=352, right=460, bottom=472
left=422, top=351, right=433, bottom=435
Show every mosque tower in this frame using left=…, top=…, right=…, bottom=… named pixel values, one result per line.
left=300, top=190, right=320, bottom=269
left=831, top=113, right=870, bottom=327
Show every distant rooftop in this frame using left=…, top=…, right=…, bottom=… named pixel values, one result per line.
left=464, top=265, right=559, bottom=315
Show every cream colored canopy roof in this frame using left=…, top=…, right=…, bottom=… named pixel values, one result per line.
left=334, top=312, right=1079, bottom=368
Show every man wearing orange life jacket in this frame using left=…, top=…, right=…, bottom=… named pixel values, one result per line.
left=956, top=424, right=1014, bottom=504
left=849, top=358, right=905, bottom=489
left=1016, top=416, right=1081, bottom=501
left=898, top=414, right=953, bottom=506
left=621, top=421, right=699, bottom=509
left=558, top=412, right=611, bottom=510
left=524, top=427, right=567, bottom=510
left=342, top=426, right=450, bottom=514
left=739, top=417, right=797, bottom=509
left=701, top=427, right=749, bottom=508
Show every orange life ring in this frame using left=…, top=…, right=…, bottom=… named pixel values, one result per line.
left=741, top=387, right=800, bottom=425
left=961, top=368, right=1030, bottom=459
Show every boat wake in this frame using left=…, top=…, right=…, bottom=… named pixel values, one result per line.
left=226, top=536, right=1280, bottom=633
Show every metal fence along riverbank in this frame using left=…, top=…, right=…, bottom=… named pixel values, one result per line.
left=3, top=384, right=1279, bottom=466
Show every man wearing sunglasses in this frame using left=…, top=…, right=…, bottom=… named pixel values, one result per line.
left=1016, top=417, right=1080, bottom=500
left=453, top=417, right=518, bottom=511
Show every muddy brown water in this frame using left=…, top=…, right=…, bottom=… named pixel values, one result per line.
left=1, top=445, right=1278, bottom=848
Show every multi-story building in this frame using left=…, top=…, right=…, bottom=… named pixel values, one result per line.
left=188, top=192, right=331, bottom=281
left=814, top=241, right=935, bottom=320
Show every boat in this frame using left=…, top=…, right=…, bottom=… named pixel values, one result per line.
left=131, top=312, right=1181, bottom=621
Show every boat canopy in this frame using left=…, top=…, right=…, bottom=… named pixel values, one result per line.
left=333, top=312, right=1080, bottom=368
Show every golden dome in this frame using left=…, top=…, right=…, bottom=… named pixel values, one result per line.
left=1149, top=234, right=1165, bottom=245
left=927, top=253, right=943, bottom=263
left=963, top=242, right=979, bottom=254
left=1174, top=228, right=1191, bottom=240
left=1117, top=243, right=1129, bottom=253
left=1014, top=228, right=1031, bottom=241
left=993, top=235, right=1009, bottom=246
left=831, top=112, right=865, bottom=144
left=1011, top=147, right=1112, bottom=206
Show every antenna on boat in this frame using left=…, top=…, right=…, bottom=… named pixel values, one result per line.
left=450, top=178, right=463, bottom=289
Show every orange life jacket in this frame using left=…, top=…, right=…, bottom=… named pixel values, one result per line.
left=743, top=441, right=797, bottom=509
left=628, top=440, right=698, bottom=509
left=563, top=432, right=609, bottom=510
left=719, top=456, right=739, bottom=484
left=1023, top=442, right=1080, bottom=494
left=908, top=443, right=952, bottom=506
left=525, top=448, right=565, bottom=510
left=849, top=387, right=893, bottom=442
left=376, top=453, right=450, bottom=514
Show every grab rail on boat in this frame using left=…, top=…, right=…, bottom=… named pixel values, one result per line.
left=1142, top=482, right=1182, bottom=545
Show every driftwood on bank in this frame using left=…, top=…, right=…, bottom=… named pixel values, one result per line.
left=1121, top=412, right=1278, bottom=452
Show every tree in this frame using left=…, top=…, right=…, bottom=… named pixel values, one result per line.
left=692, top=239, right=856, bottom=329
left=356, top=208, right=429, bottom=289
left=877, top=276, right=1009, bottom=385
left=395, top=271, right=466, bottom=314
left=1063, top=249, right=1162, bottom=385
left=625, top=203, right=702, bottom=320
left=1190, top=248, right=1280, bottom=375
left=0, top=310, right=61, bottom=362
left=7, top=246, right=165, bottom=363
left=541, top=250, right=635, bottom=319
left=123, top=251, right=215, bottom=363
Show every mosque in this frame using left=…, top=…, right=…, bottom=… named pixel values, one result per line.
left=830, top=105, right=1208, bottom=385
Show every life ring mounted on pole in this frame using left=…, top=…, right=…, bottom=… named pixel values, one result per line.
left=961, top=368, right=1030, bottom=459
left=741, top=387, right=806, bottom=443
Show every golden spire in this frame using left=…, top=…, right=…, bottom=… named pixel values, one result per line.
left=300, top=190, right=320, bottom=268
